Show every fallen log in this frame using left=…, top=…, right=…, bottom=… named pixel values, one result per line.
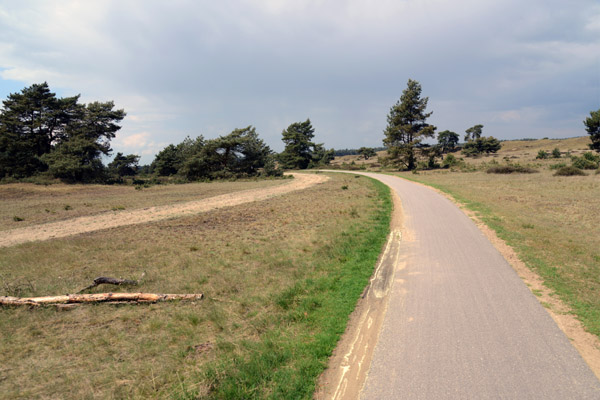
left=0, top=292, right=203, bottom=306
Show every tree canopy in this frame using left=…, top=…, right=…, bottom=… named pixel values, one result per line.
left=152, top=126, right=279, bottom=180
left=278, top=119, right=333, bottom=169
left=437, top=130, right=459, bottom=153
left=383, top=79, right=436, bottom=170
left=584, top=109, right=600, bottom=153
left=358, top=147, right=377, bottom=160
left=0, top=82, right=126, bottom=182
left=464, top=124, right=483, bottom=141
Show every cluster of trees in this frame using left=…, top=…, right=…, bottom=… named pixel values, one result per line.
left=0, top=83, right=127, bottom=182
left=150, top=119, right=333, bottom=180
left=0, top=84, right=335, bottom=184
left=382, top=79, right=502, bottom=170
left=151, top=127, right=278, bottom=180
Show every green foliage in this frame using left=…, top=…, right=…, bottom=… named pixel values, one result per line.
left=0, top=83, right=125, bottom=182
left=357, top=147, right=377, bottom=160
left=462, top=136, right=501, bottom=157
left=549, top=162, right=567, bottom=170
left=464, top=124, right=483, bottom=141
left=442, top=153, right=463, bottom=168
left=153, top=127, right=278, bottom=181
left=108, top=152, right=140, bottom=177
left=437, top=130, right=459, bottom=153
left=278, top=119, right=315, bottom=169
left=487, top=164, right=538, bottom=174
left=278, top=119, right=332, bottom=170
left=554, top=166, right=587, bottom=176
left=383, top=79, right=436, bottom=170
left=310, top=143, right=335, bottom=168
left=551, top=148, right=561, bottom=158
left=584, top=108, right=600, bottom=152
left=536, top=150, right=548, bottom=159
left=571, top=152, right=600, bottom=170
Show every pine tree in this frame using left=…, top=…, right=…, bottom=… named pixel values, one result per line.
left=383, top=79, right=436, bottom=170
left=279, top=119, right=316, bottom=169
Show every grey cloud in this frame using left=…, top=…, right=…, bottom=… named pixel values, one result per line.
left=0, top=0, right=598, bottom=163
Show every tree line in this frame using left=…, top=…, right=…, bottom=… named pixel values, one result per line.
left=381, top=79, right=600, bottom=171
left=0, top=83, right=334, bottom=183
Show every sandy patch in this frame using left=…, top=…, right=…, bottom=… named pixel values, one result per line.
left=0, top=173, right=328, bottom=248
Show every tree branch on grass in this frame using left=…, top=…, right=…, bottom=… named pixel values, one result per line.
left=77, top=272, right=145, bottom=293
left=0, top=292, right=203, bottom=307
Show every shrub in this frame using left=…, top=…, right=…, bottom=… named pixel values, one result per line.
left=442, top=154, right=461, bottom=168
left=553, top=166, right=587, bottom=176
left=536, top=150, right=548, bottom=159
left=487, top=164, right=538, bottom=174
left=551, top=148, right=561, bottom=158
left=549, top=162, right=567, bottom=170
left=571, top=153, right=599, bottom=170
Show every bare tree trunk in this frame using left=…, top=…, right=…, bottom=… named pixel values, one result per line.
left=0, top=292, right=203, bottom=306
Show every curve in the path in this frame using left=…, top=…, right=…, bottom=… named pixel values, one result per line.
left=324, top=171, right=600, bottom=399
left=0, top=173, right=328, bottom=248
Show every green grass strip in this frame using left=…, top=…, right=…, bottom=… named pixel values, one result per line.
left=183, top=177, right=392, bottom=399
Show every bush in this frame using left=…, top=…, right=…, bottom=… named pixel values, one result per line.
left=571, top=153, right=599, bottom=170
left=549, top=162, right=567, bottom=170
left=553, top=166, right=587, bottom=176
left=536, top=150, right=548, bottom=159
left=487, top=164, right=538, bottom=174
left=442, top=154, right=461, bottom=168
left=551, top=148, right=561, bottom=158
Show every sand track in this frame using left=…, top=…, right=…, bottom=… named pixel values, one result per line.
left=0, top=173, right=328, bottom=248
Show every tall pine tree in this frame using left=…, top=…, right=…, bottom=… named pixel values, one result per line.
left=383, top=79, right=436, bottom=170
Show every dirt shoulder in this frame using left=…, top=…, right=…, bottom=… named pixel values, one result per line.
left=0, top=173, right=328, bottom=248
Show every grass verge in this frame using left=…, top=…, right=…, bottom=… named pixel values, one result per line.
left=199, top=178, right=391, bottom=399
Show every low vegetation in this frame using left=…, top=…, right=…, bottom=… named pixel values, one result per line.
left=553, top=165, right=587, bottom=176
left=486, top=164, right=538, bottom=174
left=0, top=173, right=391, bottom=399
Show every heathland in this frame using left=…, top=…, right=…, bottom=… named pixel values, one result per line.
left=0, top=173, right=390, bottom=399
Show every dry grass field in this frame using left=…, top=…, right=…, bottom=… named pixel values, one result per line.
left=0, top=173, right=391, bottom=399
left=0, top=179, right=286, bottom=231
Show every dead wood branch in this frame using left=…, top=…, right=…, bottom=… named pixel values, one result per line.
left=0, top=292, right=203, bottom=307
left=78, top=272, right=145, bottom=293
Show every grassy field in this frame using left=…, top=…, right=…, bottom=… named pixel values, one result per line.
left=0, top=173, right=391, bottom=399
left=0, top=179, right=287, bottom=231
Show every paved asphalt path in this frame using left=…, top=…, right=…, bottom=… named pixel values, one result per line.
left=351, top=172, right=600, bottom=399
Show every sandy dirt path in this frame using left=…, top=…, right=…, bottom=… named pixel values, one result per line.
left=0, top=173, right=328, bottom=248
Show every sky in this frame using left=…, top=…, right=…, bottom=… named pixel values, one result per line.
left=0, top=0, right=599, bottom=164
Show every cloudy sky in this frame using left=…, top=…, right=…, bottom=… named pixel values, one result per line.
left=1, top=1, right=599, bottom=163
